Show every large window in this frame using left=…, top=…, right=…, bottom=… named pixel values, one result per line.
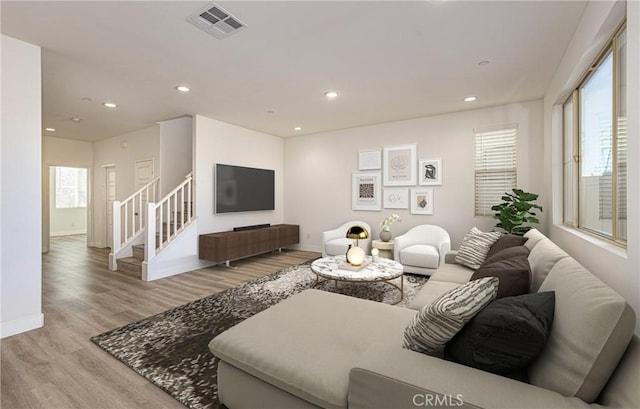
left=474, top=125, right=518, bottom=216
left=55, top=166, right=88, bottom=209
left=563, top=24, right=626, bottom=245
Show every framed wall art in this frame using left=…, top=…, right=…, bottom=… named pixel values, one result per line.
left=383, top=144, right=417, bottom=186
left=383, top=188, right=409, bottom=209
left=419, top=158, right=442, bottom=185
left=411, top=188, right=434, bottom=215
left=358, top=149, right=382, bottom=170
left=352, top=172, right=382, bottom=211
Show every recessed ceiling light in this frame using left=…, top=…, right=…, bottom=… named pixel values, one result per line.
left=463, top=96, right=478, bottom=102
left=45, top=128, right=56, bottom=132
left=103, top=102, right=117, bottom=108
left=176, top=85, right=190, bottom=93
left=293, top=127, right=302, bottom=131
left=324, top=91, right=339, bottom=99
left=71, top=117, right=82, bottom=122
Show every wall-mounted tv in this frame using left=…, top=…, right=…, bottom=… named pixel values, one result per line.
left=215, top=164, right=275, bottom=213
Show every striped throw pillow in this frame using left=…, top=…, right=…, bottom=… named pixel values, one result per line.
left=455, top=227, right=502, bottom=270
left=403, top=277, right=499, bottom=354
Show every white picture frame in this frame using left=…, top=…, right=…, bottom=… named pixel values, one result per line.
left=383, top=144, right=417, bottom=186
left=383, top=188, right=409, bottom=209
left=411, top=188, right=434, bottom=215
left=358, top=149, right=382, bottom=170
left=419, top=158, right=442, bottom=186
left=352, top=172, right=382, bottom=211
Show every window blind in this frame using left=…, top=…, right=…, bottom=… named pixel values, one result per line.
left=474, top=125, right=517, bottom=216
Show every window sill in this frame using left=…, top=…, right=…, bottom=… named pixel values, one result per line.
left=554, top=224, right=627, bottom=260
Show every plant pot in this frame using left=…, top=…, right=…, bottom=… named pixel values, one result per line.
left=379, top=230, right=392, bottom=242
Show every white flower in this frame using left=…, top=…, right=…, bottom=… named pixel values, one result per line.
left=380, top=214, right=401, bottom=231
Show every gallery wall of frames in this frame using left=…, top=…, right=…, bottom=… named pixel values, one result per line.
left=352, top=144, right=442, bottom=215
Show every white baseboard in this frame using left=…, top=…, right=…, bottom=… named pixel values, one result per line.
left=290, top=243, right=322, bottom=253
left=1, top=313, right=44, bottom=339
left=143, top=257, right=215, bottom=281
left=50, top=230, right=87, bottom=237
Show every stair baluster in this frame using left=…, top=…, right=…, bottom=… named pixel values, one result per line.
left=111, top=173, right=193, bottom=277
left=145, top=173, right=193, bottom=262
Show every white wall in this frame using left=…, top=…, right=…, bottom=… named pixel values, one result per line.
left=193, top=115, right=285, bottom=234
left=92, top=125, right=159, bottom=247
left=159, top=116, right=193, bottom=196
left=42, top=136, right=93, bottom=250
left=543, top=0, right=640, bottom=332
left=284, top=101, right=544, bottom=252
left=1, top=35, right=43, bottom=338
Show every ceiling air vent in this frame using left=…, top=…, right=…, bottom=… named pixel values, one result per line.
left=186, top=3, right=247, bottom=39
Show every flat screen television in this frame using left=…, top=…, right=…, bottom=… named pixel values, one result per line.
left=215, top=164, right=275, bottom=213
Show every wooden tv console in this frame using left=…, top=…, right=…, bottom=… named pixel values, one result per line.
left=199, top=224, right=299, bottom=265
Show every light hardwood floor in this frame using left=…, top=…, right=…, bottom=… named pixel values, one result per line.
left=1, top=235, right=319, bottom=409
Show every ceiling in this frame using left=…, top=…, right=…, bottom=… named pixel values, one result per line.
left=1, top=1, right=588, bottom=142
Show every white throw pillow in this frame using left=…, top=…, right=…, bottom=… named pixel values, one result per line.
left=403, top=276, right=499, bottom=354
left=455, top=227, right=501, bottom=270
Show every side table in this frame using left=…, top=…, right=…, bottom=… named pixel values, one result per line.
left=372, top=239, right=394, bottom=260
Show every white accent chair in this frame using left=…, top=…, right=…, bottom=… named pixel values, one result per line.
left=393, top=225, right=451, bottom=276
left=321, top=221, right=372, bottom=257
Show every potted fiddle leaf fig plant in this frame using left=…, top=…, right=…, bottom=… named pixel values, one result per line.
left=491, top=189, right=543, bottom=236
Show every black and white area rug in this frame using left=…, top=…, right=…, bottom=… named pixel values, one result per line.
left=91, top=263, right=428, bottom=409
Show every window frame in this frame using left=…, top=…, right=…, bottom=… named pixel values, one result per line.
left=562, top=22, right=627, bottom=247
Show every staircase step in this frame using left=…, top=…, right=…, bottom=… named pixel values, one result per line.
left=156, top=231, right=172, bottom=241
left=162, top=221, right=184, bottom=228
left=156, top=223, right=184, bottom=239
left=132, top=244, right=145, bottom=260
left=173, top=211, right=192, bottom=221
left=117, top=257, right=142, bottom=278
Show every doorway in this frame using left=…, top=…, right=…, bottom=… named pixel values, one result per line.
left=49, top=166, right=89, bottom=238
left=105, top=165, right=117, bottom=249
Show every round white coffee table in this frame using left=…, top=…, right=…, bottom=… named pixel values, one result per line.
left=310, top=255, right=404, bottom=304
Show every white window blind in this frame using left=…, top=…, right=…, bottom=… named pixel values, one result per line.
left=474, top=125, right=518, bottom=216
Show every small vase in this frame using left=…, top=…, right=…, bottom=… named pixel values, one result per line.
left=379, top=230, right=392, bottom=242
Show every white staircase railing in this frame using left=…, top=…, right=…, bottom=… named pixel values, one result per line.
left=112, top=177, right=160, bottom=254
left=144, top=173, right=193, bottom=263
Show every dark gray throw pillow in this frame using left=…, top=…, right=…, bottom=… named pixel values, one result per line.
left=445, top=291, right=555, bottom=376
left=481, top=245, right=530, bottom=267
left=472, top=253, right=530, bottom=299
left=486, top=234, right=529, bottom=259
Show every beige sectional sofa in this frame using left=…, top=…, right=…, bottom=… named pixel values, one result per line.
left=209, top=229, right=638, bottom=409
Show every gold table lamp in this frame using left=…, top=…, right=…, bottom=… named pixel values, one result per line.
left=345, top=225, right=369, bottom=266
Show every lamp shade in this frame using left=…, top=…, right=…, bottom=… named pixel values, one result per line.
left=346, top=246, right=366, bottom=266
left=346, top=225, right=369, bottom=241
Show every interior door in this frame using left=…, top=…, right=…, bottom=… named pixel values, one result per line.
left=105, top=166, right=116, bottom=248
left=134, top=158, right=155, bottom=227
left=135, top=158, right=155, bottom=190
